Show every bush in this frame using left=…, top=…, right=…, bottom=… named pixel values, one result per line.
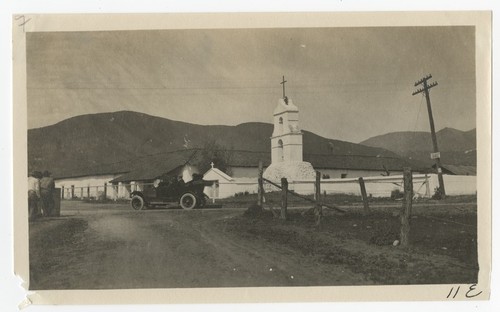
left=390, top=189, right=404, bottom=200
left=370, top=227, right=399, bottom=246
left=97, top=191, right=107, bottom=201
left=432, top=187, right=444, bottom=200
left=234, top=191, right=250, bottom=197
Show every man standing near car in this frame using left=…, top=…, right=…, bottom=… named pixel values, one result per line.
left=28, top=171, right=41, bottom=221
left=40, top=170, right=55, bottom=217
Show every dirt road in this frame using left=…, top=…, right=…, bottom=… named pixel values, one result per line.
left=29, top=202, right=370, bottom=289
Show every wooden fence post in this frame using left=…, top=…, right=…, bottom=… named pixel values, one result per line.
left=71, top=185, right=74, bottom=199
left=280, top=178, right=288, bottom=220
left=314, top=171, right=322, bottom=226
left=400, top=167, right=413, bottom=248
left=87, top=186, right=90, bottom=199
left=80, top=187, right=83, bottom=199
left=61, top=186, right=65, bottom=199
left=358, top=177, right=370, bottom=214
left=425, top=174, right=430, bottom=197
left=104, top=183, right=107, bottom=200
left=257, top=161, right=264, bottom=208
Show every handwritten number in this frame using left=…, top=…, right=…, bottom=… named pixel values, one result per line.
left=15, top=15, right=31, bottom=32
left=447, top=284, right=482, bottom=299
left=447, top=286, right=460, bottom=298
left=446, top=287, right=453, bottom=298
left=465, top=284, right=482, bottom=298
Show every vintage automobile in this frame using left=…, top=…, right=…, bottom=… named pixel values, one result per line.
left=130, top=174, right=215, bottom=210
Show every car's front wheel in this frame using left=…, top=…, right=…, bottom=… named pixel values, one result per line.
left=131, top=195, right=145, bottom=210
left=180, top=193, right=197, bottom=210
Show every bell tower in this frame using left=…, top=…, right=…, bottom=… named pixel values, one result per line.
left=271, top=97, right=303, bottom=164
left=263, top=76, right=316, bottom=183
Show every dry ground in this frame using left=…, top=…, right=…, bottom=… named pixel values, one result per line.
left=28, top=197, right=477, bottom=290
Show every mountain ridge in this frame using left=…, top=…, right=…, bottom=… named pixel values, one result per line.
left=360, top=127, right=476, bottom=166
left=28, top=110, right=407, bottom=176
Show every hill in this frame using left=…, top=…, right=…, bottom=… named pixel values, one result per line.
left=360, top=128, right=476, bottom=166
left=28, top=111, right=410, bottom=177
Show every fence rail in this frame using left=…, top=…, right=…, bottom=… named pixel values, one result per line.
left=258, top=165, right=418, bottom=246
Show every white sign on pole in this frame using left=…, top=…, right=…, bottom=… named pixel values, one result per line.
left=430, top=152, right=441, bottom=159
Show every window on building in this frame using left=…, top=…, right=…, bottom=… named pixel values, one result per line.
left=341, top=173, right=347, bottom=179
left=278, top=139, right=284, bottom=161
left=279, top=117, right=283, bottom=124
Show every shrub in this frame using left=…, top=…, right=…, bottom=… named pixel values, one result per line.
left=97, top=191, right=107, bottom=201
left=234, top=191, right=250, bottom=197
left=432, top=187, right=444, bottom=200
left=390, top=189, right=404, bottom=200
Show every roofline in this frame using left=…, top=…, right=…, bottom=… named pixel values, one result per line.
left=52, top=149, right=199, bottom=180
left=228, top=164, right=425, bottom=171
left=109, top=165, right=184, bottom=183
left=54, top=171, right=129, bottom=180
left=52, top=149, right=416, bottom=180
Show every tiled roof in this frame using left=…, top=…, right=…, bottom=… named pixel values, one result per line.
left=304, top=153, right=415, bottom=171
left=109, top=150, right=197, bottom=183
left=227, top=150, right=418, bottom=171
left=436, top=164, right=476, bottom=176
left=54, top=149, right=197, bottom=181
left=54, top=148, right=423, bottom=182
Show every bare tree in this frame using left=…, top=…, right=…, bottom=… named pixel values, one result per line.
left=195, top=139, right=233, bottom=176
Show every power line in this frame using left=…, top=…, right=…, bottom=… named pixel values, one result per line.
left=413, top=93, right=424, bottom=132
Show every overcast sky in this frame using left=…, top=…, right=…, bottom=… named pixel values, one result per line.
left=26, top=26, right=475, bottom=142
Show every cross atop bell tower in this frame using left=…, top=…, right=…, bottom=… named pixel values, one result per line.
left=280, top=75, right=288, bottom=104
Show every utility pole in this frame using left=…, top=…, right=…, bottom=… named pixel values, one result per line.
left=412, top=74, right=446, bottom=198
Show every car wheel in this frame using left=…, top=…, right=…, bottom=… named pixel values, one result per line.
left=131, top=195, right=145, bottom=210
left=180, top=193, right=197, bottom=210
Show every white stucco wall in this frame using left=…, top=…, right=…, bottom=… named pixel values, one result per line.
left=206, top=180, right=258, bottom=199
left=55, top=174, right=121, bottom=199
left=288, top=174, right=476, bottom=198
left=230, top=167, right=261, bottom=178
left=427, top=174, right=476, bottom=196
left=289, top=175, right=426, bottom=197
left=56, top=165, right=201, bottom=200
left=206, top=174, right=476, bottom=199
left=315, top=169, right=405, bottom=179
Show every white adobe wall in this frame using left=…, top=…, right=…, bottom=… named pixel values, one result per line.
left=206, top=180, right=259, bottom=199
left=427, top=174, right=476, bottom=196
left=289, top=176, right=422, bottom=197
left=230, top=167, right=261, bottom=178
left=55, top=174, right=121, bottom=199
left=290, top=174, right=476, bottom=197
left=208, top=174, right=476, bottom=199
left=316, top=169, right=404, bottom=179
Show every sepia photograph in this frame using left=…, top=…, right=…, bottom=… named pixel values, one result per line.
left=11, top=12, right=491, bottom=305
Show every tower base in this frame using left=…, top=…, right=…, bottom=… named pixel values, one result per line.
left=263, top=161, right=316, bottom=183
